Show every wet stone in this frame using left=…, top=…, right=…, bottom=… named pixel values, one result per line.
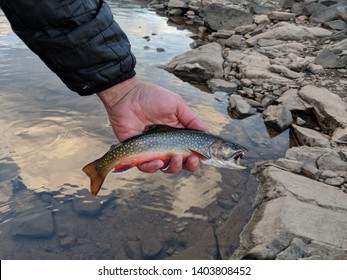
left=217, top=198, right=236, bottom=210
left=123, top=240, right=143, bottom=260
left=11, top=190, right=55, bottom=239
left=142, top=239, right=163, bottom=259
left=60, top=236, right=76, bottom=249
left=72, top=190, right=113, bottom=217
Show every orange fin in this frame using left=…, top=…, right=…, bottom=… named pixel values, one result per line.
left=82, top=162, right=106, bottom=196
left=189, top=149, right=209, bottom=160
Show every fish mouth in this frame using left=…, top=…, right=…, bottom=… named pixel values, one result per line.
left=233, top=151, right=247, bottom=169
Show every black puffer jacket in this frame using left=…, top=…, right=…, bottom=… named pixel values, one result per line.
left=0, top=0, right=136, bottom=95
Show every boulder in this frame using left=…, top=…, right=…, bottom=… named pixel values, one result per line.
left=310, top=1, right=347, bottom=23
left=164, top=43, right=224, bottom=82
left=246, top=22, right=332, bottom=46
left=232, top=166, right=347, bottom=259
left=228, top=95, right=257, bottom=119
left=299, top=85, right=347, bottom=134
left=291, top=124, right=331, bottom=148
left=202, top=3, right=253, bottom=31
left=263, top=105, right=293, bottom=131
left=277, top=89, right=312, bottom=112
left=225, top=49, right=293, bottom=85
left=314, top=48, right=345, bottom=68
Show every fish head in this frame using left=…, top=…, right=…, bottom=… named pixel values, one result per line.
left=207, top=140, right=248, bottom=169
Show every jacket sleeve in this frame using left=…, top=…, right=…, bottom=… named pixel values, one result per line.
left=0, top=0, right=136, bottom=95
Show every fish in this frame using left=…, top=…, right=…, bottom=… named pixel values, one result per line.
left=82, top=124, right=248, bottom=196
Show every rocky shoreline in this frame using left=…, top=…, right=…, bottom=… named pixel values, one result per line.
left=147, top=0, right=347, bottom=259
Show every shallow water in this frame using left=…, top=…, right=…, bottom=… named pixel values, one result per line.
left=0, top=0, right=289, bottom=259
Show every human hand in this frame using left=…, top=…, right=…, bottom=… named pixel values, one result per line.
left=97, top=77, right=209, bottom=174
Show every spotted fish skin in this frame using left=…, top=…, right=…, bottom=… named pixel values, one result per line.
left=82, top=125, right=247, bottom=196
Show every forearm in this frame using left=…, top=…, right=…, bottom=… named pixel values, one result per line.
left=0, top=0, right=136, bottom=95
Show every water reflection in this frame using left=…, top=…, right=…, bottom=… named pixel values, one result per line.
left=0, top=2, right=289, bottom=259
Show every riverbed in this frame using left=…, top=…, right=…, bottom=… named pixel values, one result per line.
left=0, top=0, right=289, bottom=259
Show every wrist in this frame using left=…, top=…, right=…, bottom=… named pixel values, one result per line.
left=97, top=76, right=140, bottom=110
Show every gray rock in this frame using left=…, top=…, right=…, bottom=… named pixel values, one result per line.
left=268, top=64, right=304, bottom=79
left=234, top=24, right=257, bottom=35
left=292, top=124, right=331, bottom=147
left=309, top=63, right=325, bottom=75
left=169, top=8, right=184, bottom=16
left=275, top=158, right=304, bottom=174
left=167, top=0, right=188, bottom=9
left=302, top=164, right=321, bottom=180
left=323, top=20, right=347, bottom=30
left=263, top=105, right=293, bottom=131
left=276, top=238, right=308, bottom=260
left=296, top=117, right=306, bottom=126
left=123, top=240, right=143, bottom=259
left=142, top=238, right=163, bottom=259
left=330, top=38, right=347, bottom=53
left=253, top=14, right=270, bottom=25
left=225, top=49, right=292, bottom=86
left=268, top=11, right=296, bottom=21
left=257, top=38, right=284, bottom=47
left=277, top=89, right=312, bottom=112
left=164, top=42, right=224, bottom=83
left=310, top=1, right=347, bottom=23
left=225, top=35, right=243, bottom=49
left=332, top=127, right=347, bottom=143
left=73, top=193, right=112, bottom=217
left=212, top=30, right=235, bottom=39
left=274, top=158, right=304, bottom=173
left=299, top=85, right=347, bottom=134
left=207, top=78, right=237, bottom=93
left=232, top=166, right=347, bottom=260
left=246, top=22, right=332, bottom=46
left=202, top=3, right=253, bottom=31
left=314, top=48, right=345, bottom=69
left=317, top=151, right=347, bottom=171
left=240, top=78, right=252, bottom=87
left=320, top=170, right=339, bottom=179
left=325, top=177, right=345, bottom=187
left=228, top=95, right=257, bottom=119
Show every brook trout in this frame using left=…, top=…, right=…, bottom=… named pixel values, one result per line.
left=82, top=125, right=247, bottom=196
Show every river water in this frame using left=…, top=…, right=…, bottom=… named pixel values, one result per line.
left=0, top=0, right=289, bottom=259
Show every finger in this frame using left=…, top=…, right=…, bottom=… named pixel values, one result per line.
left=183, top=155, right=200, bottom=173
left=161, top=154, right=183, bottom=174
left=176, top=97, right=209, bottom=132
left=137, top=160, right=164, bottom=173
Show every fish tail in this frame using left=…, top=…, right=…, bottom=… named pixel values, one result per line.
left=82, top=161, right=106, bottom=196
